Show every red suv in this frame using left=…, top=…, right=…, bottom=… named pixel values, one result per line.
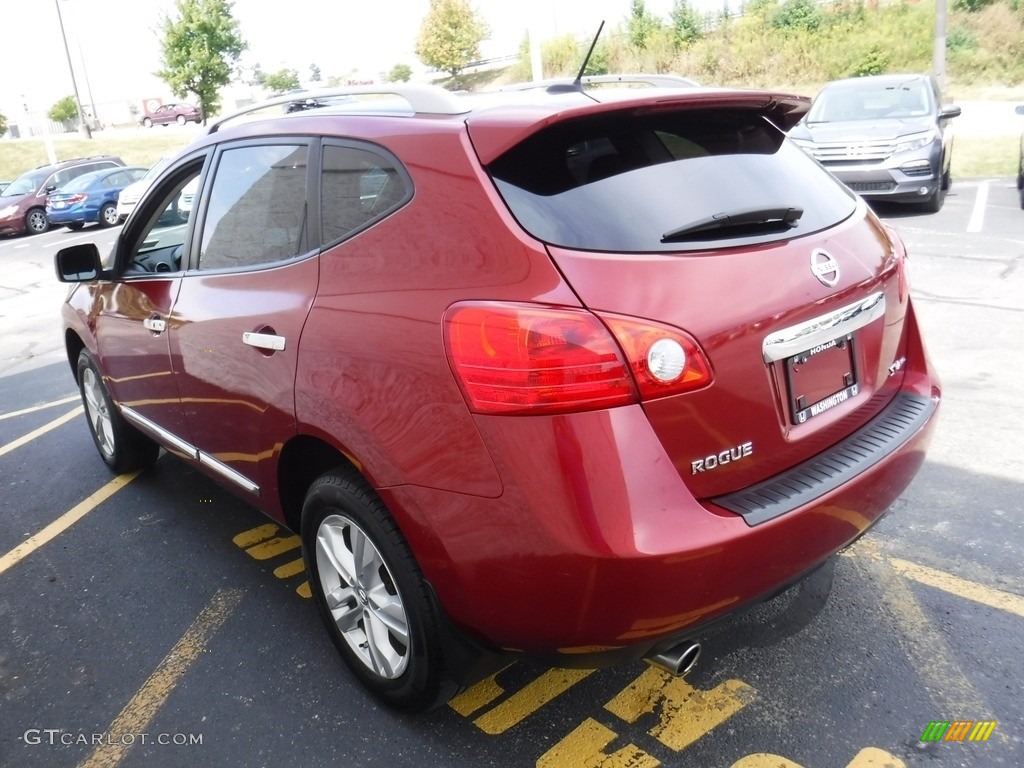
left=56, top=84, right=939, bottom=711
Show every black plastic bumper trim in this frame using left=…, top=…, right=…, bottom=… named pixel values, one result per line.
left=710, top=392, right=936, bottom=526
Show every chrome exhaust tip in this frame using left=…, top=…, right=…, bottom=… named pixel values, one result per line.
left=646, top=641, right=701, bottom=678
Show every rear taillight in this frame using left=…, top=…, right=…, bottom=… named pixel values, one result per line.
left=444, top=302, right=712, bottom=415
left=598, top=313, right=712, bottom=399
left=444, top=303, right=636, bottom=415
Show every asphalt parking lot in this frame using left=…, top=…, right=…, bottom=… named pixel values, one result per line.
left=1, top=179, right=1022, bottom=768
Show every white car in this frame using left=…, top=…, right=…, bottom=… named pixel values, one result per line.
left=177, top=177, right=198, bottom=221
left=116, top=157, right=173, bottom=222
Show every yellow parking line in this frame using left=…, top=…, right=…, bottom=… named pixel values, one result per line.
left=77, top=587, right=245, bottom=768
left=0, top=406, right=83, bottom=459
left=272, top=558, right=305, bottom=579
left=730, top=748, right=907, bottom=768
left=0, top=471, right=141, bottom=577
left=473, top=668, right=596, bottom=735
left=888, top=558, right=1024, bottom=619
left=851, top=540, right=1002, bottom=744
left=605, top=667, right=755, bottom=752
left=449, top=673, right=506, bottom=717
left=537, top=718, right=659, bottom=768
left=0, top=394, right=79, bottom=421
left=244, top=534, right=301, bottom=560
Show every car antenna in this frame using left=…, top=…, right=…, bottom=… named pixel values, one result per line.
left=547, top=20, right=604, bottom=97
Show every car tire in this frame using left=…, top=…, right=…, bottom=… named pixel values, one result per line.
left=25, top=208, right=49, bottom=234
left=176, top=114, right=186, bottom=126
left=921, top=187, right=943, bottom=214
left=66, top=222, right=85, bottom=231
left=99, top=203, right=119, bottom=227
left=941, top=167, right=951, bottom=192
left=301, top=468, right=457, bottom=711
left=142, top=117, right=153, bottom=128
left=77, top=350, right=160, bottom=474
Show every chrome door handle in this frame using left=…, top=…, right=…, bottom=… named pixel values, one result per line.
left=242, top=331, right=286, bottom=351
left=144, top=316, right=167, bottom=333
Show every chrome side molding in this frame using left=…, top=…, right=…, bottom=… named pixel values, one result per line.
left=120, top=406, right=260, bottom=495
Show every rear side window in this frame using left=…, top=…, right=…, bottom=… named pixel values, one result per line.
left=320, top=144, right=410, bottom=246
left=488, top=109, right=857, bottom=253
left=199, top=144, right=309, bottom=270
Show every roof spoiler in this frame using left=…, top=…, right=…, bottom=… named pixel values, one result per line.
left=499, top=73, right=699, bottom=92
left=206, top=84, right=470, bottom=134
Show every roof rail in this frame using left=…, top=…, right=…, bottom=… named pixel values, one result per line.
left=207, top=84, right=470, bottom=134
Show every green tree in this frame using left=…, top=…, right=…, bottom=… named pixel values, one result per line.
left=628, top=0, right=663, bottom=50
left=262, top=68, right=301, bottom=93
left=671, top=0, right=703, bottom=47
left=48, top=96, right=79, bottom=123
left=157, top=0, right=246, bottom=125
left=0, top=112, right=7, bottom=138
left=415, top=0, right=490, bottom=79
left=388, top=63, right=413, bottom=82
left=772, top=0, right=820, bottom=31
left=954, top=0, right=995, bottom=10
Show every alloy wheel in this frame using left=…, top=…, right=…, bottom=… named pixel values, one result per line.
left=315, top=514, right=410, bottom=679
left=82, top=367, right=115, bottom=459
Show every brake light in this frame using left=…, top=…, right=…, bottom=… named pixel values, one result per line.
left=444, top=302, right=713, bottom=415
left=51, top=194, right=88, bottom=205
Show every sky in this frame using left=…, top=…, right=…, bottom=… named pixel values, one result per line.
left=1, top=0, right=688, bottom=119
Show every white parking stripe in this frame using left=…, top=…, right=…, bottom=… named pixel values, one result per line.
left=0, top=394, right=80, bottom=421
left=967, top=181, right=989, bottom=233
left=0, top=407, right=82, bottom=458
left=0, top=471, right=141, bottom=577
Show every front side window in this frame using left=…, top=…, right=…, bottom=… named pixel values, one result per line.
left=320, top=144, right=410, bottom=246
left=1, top=171, right=45, bottom=197
left=198, top=144, right=309, bottom=270
left=122, top=163, right=203, bottom=276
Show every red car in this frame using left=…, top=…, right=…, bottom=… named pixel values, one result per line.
left=56, top=83, right=939, bottom=711
left=139, top=102, right=201, bottom=127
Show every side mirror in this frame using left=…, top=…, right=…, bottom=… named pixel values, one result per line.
left=55, top=243, right=105, bottom=283
left=1015, top=105, right=1024, bottom=116
left=939, top=105, right=961, bottom=120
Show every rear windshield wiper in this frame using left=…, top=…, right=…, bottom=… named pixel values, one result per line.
left=661, top=206, right=803, bottom=243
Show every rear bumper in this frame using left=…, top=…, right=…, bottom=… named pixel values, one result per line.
left=46, top=210, right=89, bottom=225
left=383, top=380, right=938, bottom=660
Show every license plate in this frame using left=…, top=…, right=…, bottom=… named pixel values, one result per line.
left=52, top=202, right=66, bottom=209
left=785, top=333, right=859, bottom=424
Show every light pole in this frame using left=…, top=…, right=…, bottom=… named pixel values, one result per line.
left=933, top=0, right=947, bottom=91
left=53, top=0, right=91, bottom=138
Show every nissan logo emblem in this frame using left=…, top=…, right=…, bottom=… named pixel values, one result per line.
left=810, top=249, right=840, bottom=287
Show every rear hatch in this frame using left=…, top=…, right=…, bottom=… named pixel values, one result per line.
left=468, top=94, right=912, bottom=501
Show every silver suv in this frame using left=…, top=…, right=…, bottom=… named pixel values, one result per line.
left=788, top=74, right=960, bottom=212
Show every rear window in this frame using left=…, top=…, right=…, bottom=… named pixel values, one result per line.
left=488, top=108, right=857, bottom=253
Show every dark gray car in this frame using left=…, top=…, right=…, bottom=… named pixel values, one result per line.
left=788, top=74, right=960, bottom=212
left=1015, top=104, right=1023, bottom=209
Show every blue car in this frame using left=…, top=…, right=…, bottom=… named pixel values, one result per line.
left=46, top=166, right=148, bottom=230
